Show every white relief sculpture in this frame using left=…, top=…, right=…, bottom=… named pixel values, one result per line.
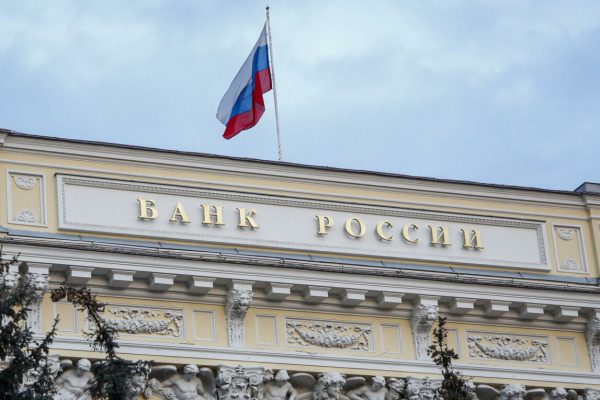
left=14, top=176, right=37, bottom=190
left=16, top=210, right=36, bottom=223
left=0, top=270, right=18, bottom=290
left=263, top=370, right=298, bottom=400
left=498, top=385, right=527, bottom=400
left=417, top=378, right=439, bottom=400
left=226, top=288, right=253, bottom=347
left=125, top=363, right=153, bottom=400
left=560, top=259, right=581, bottom=272
left=411, top=304, right=438, bottom=361
left=557, top=228, right=575, bottom=241
left=586, top=316, right=600, bottom=373
left=467, top=334, right=549, bottom=363
left=216, top=365, right=272, bottom=400
left=404, top=378, right=423, bottom=400
left=27, top=272, right=48, bottom=333
left=150, top=364, right=215, bottom=400
left=286, top=319, right=371, bottom=351
left=550, top=388, right=568, bottom=400
left=385, top=378, right=406, bottom=400
left=583, top=389, right=600, bottom=400
left=313, top=372, right=346, bottom=400
left=54, top=359, right=94, bottom=400
left=103, top=306, right=183, bottom=337
left=20, top=354, right=62, bottom=392
left=348, top=376, right=387, bottom=400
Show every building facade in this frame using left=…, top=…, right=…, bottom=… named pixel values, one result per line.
left=1, top=129, right=600, bottom=399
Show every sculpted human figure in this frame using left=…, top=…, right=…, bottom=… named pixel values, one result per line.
left=550, top=388, right=568, bottom=400
left=385, top=378, right=406, bottom=400
left=583, top=389, right=600, bottom=400
left=348, top=377, right=387, bottom=400
left=162, top=365, right=210, bottom=400
left=264, top=370, right=298, bottom=400
left=54, top=359, right=94, bottom=400
left=404, top=378, right=422, bottom=400
left=499, top=385, right=527, bottom=400
left=313, top=372, right=346, bottom=400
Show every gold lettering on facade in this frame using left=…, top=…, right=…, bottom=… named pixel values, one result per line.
left=428, top=225, right=451, bottom=246
left=237, top=208, right=259, bottom=229
left=169, top=202, right=190, bottom=223
left=316, top=215, right=334, bottom=235
left=345, top=218, right=366, bottom=238
left=201, top=205, right=225, bottom=225
left=461, top=228, right=484, bottom=249
left=401, top=223, right=420, bottom=243
left=375, top=221, right=394, bottom=241
left=137, top=198, right=158, bottom=220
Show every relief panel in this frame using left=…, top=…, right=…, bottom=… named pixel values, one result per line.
left=7, top=171, right=46, bottom=226
left=99, top=304, right=184, bottom=338
left=467, top=332, right=550, bottom=363
left=286, top=318, right=373, bottom=352
left=553, top=225, right=588, bottom=273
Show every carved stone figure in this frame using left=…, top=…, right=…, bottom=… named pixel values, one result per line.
left=313, top=372, right=346, bottom=400
left=217, top=365, right=272, bottom=400
left=499, top=385, right=527, bottom=400
left=385, top=378, right=406, bottom=400
left=348, top=376, right=387, bottom=400
left=583, top=389, right=600, bottom=400
left=226, top=288, right=253, bottom=347
left=54, top=359, right=94, bottom=400
left=411, top=304, right=438, bottom=360
left=404, top=378, right=422, bottom=400
left=586, top=316, right=600, bottom=373
left=126, top=364, right=152, bottom=400
left=0, top=270, right=18, bottom=289
left=263, top=370, right=298, bottom=400
left=550, top=388, right=568, bottom=400
left=160, top=364, right=212, bottom=400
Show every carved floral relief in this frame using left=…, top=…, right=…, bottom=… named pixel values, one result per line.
left=467, top=333, right=549, bottom=363
left=102, top=305, right=184, bottom=337
left=286, top=319, right=372, bottom=351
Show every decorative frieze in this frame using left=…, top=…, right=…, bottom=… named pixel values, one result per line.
left=467, top=333, right=549, bottom=363
left=11, top=358, right=600, bottom=400
left=286, top=319, right=372, bottom=351
left=102, top=305, right=184, bottom=337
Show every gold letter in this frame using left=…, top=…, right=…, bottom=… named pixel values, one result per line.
left=401, top=223, right=420, bottom=243
left=461, top=228, right=484, bottom=249
left=345, top=218, right=366, bottom=238
left=137, top=198, right=158, bottom=220
left=375, top=221, right=394, bottom=241
left=428, top=225, right=451, bottom=246
left=201, top=205, right=224, bottom=225
left=169, top=202, right=190, bottom=223
left=316, top=215, right=334, bottom=235
left=237, top=208, right=259, bottom=229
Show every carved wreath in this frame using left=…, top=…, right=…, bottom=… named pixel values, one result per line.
left=286, top=321, right=371, bottom=351
left=103, top=307, right=183, bottom=337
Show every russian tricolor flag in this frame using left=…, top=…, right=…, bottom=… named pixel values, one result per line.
left=217, top=24, right=272, bottom=139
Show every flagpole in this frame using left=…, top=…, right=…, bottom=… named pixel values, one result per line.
left=265, top=6, right=284, bottom=161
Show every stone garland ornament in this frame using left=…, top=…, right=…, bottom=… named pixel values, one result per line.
left=16, top=210, right=36, bottom=223
left=226, top=288, right=253, bottom=347
left=103, top=306, right=184, bottom=337
left=12, top=358, right=600, bottom=400
left=286, top=320, right=371, bottom=351
left=410, top=304, right=438, bottom=361
left=467, top=334, right=549, bottom=363
left=560, top=259, right=581, bottom=272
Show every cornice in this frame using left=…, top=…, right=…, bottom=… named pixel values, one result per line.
left=1, top=131, right=588, bottom=209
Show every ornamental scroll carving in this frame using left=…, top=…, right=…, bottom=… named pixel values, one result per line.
left=286, top=319, right=371, bottom=351
left=102, top=306, right=183, bottom=337
left=467, top=333, right=549, bottom=363
left=16, top=210, right=36, bottom=223
left=557, top=228, right=575, bottom=241
left=411, top=304, right=438, bottom=361
left=226, top=288, right=253, bottom=347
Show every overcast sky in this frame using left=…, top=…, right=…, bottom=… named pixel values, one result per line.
left=1, top=1, right=599, bottom=191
